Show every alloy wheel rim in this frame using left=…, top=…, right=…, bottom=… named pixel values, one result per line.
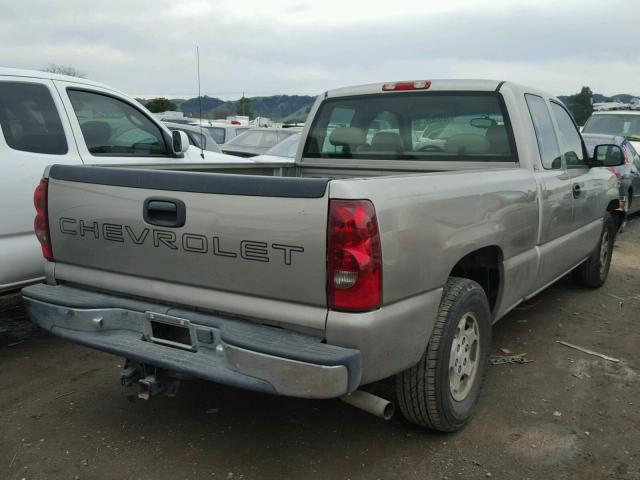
left=449, top=312, right=480, bottom=402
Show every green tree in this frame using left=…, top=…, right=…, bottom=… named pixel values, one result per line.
left=41, top=63, right=86, bottom=78
left=568, top=86, right=594, bottom=126
left=236, top=96, right=255, bottom=119
left=144, top=97, right=177, bottom=113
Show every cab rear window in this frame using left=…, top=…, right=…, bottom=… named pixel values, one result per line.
left=303, top=92, right=516, bottom=162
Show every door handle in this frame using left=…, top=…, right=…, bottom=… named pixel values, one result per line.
left=572, top=184, right=582, bottom=199
left=143, top=197, right=186, bottom=227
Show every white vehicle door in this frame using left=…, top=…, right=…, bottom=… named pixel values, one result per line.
left=53, top=81, right=185, bottom=165
left=0, top=77, right=81, bottom=291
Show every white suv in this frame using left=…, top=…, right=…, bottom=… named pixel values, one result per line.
left=0, top=67, right=246, bottom=292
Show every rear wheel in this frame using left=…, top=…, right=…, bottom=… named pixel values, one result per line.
left=573, top=213, right=616, bottom=288
left=396, top=277, right=491, bottom=432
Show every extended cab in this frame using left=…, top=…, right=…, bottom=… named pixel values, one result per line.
left=23, top=80, right=624, bottom=431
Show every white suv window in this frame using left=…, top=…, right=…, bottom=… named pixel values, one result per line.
left=67, top=89, right=168, bottom=157
left=0, top=82, right=68, bottom=155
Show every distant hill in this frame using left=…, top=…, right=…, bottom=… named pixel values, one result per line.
left=142, top=91, right=638, bottom=122
left=141, top=94, right=316, bottom=121
left=179, top=96, right=225, bottom=116
left=558, top=93, right=637, bottom=107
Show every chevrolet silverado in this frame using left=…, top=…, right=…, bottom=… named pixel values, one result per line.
left=23, top=79, right=625, bottom=431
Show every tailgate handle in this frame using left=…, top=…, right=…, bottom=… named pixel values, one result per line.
left=143, top=198, right=186, bottom=228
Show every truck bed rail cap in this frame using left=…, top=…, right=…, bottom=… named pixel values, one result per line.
left=48, top=164, right=329, bottom=198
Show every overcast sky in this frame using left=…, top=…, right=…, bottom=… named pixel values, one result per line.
left=0, top=0, right=638, bottom=99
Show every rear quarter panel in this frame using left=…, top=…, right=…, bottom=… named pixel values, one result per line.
left=329, top=168, right=539, bottom=307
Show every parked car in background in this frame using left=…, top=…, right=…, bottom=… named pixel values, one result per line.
left=251, top=116, right=273, bottom=127
left=164, top=122, right=259, bottom=163
left=583, top=133, right=640, bottom=217
left=0, top=67, right=249, bottom=293
left=189, top=120, right=250, bottom=145
left=582, top=111, right=640, bottom=152
left=163, top=122, right=222, bottom=153
left=251, top=131, right=301, bottom=162
left=221, top=127, right=300, bottom=157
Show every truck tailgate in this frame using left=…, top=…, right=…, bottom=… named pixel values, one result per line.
left=46, top=165, right=330, bottom=329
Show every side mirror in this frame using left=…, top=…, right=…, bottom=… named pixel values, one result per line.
left=592, top=144, right=624, bottom=167
left=172, top=130, right=190, bottom=155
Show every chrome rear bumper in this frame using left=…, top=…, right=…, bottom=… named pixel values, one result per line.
left=22, top=283, right=361, bottom=399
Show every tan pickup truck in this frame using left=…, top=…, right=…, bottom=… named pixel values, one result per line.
left=23, top=79, right=624, bottom=431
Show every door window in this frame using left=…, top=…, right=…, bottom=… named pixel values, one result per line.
left=0, top=81, right=68, bottom=154
left=525, top=94, right=562, bottom=170
left=67, top=89, right=168, bottom=157
left=550, top=102, right=586, bottom=168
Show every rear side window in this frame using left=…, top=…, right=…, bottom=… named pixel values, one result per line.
left=549, top=102, right=586, bottom=168
left=67, top=89, right=168, bottom=157
left=525, top=94, right=562, bottom=170
left=303, top=92, right=515, bottom=162
left=0, top=82, right=68, bottom=154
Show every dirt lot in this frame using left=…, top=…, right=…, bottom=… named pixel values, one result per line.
left=1, top=219, right=639, bottom=480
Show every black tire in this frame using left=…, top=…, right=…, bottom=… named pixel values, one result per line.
left=396, top=277, right=491, bottom=432
left=573, top=213, right=616, bottom=288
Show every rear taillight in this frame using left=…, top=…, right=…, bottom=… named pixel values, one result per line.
left=328, top=199, right=382, bottom=312
left=33, top=179, right=53, bottom=261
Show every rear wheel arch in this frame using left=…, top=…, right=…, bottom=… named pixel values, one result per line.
left=447, top=246, right=503, bottom=315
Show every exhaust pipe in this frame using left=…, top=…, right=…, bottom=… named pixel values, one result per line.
left=341, top=390, right=395, bottom=420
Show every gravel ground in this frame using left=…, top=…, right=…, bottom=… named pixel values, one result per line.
left=1, top=217, right=639, bottom=480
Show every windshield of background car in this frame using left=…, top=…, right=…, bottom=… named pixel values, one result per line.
left=265, top=133, right=301, bottom=157
left=229, top=130, right=294, bottom=148
left=303, top=92, right=515, bottom=161
left=582, top=114, right=640, bottom=138
left=206, top=126, right=225, bottom=144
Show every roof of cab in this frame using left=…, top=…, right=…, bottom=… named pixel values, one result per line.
left=324, top=79, right=558, bottom=102
left=325, top=79, right=505, bottom=98
left=0, top=67, right=123, bottom=95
